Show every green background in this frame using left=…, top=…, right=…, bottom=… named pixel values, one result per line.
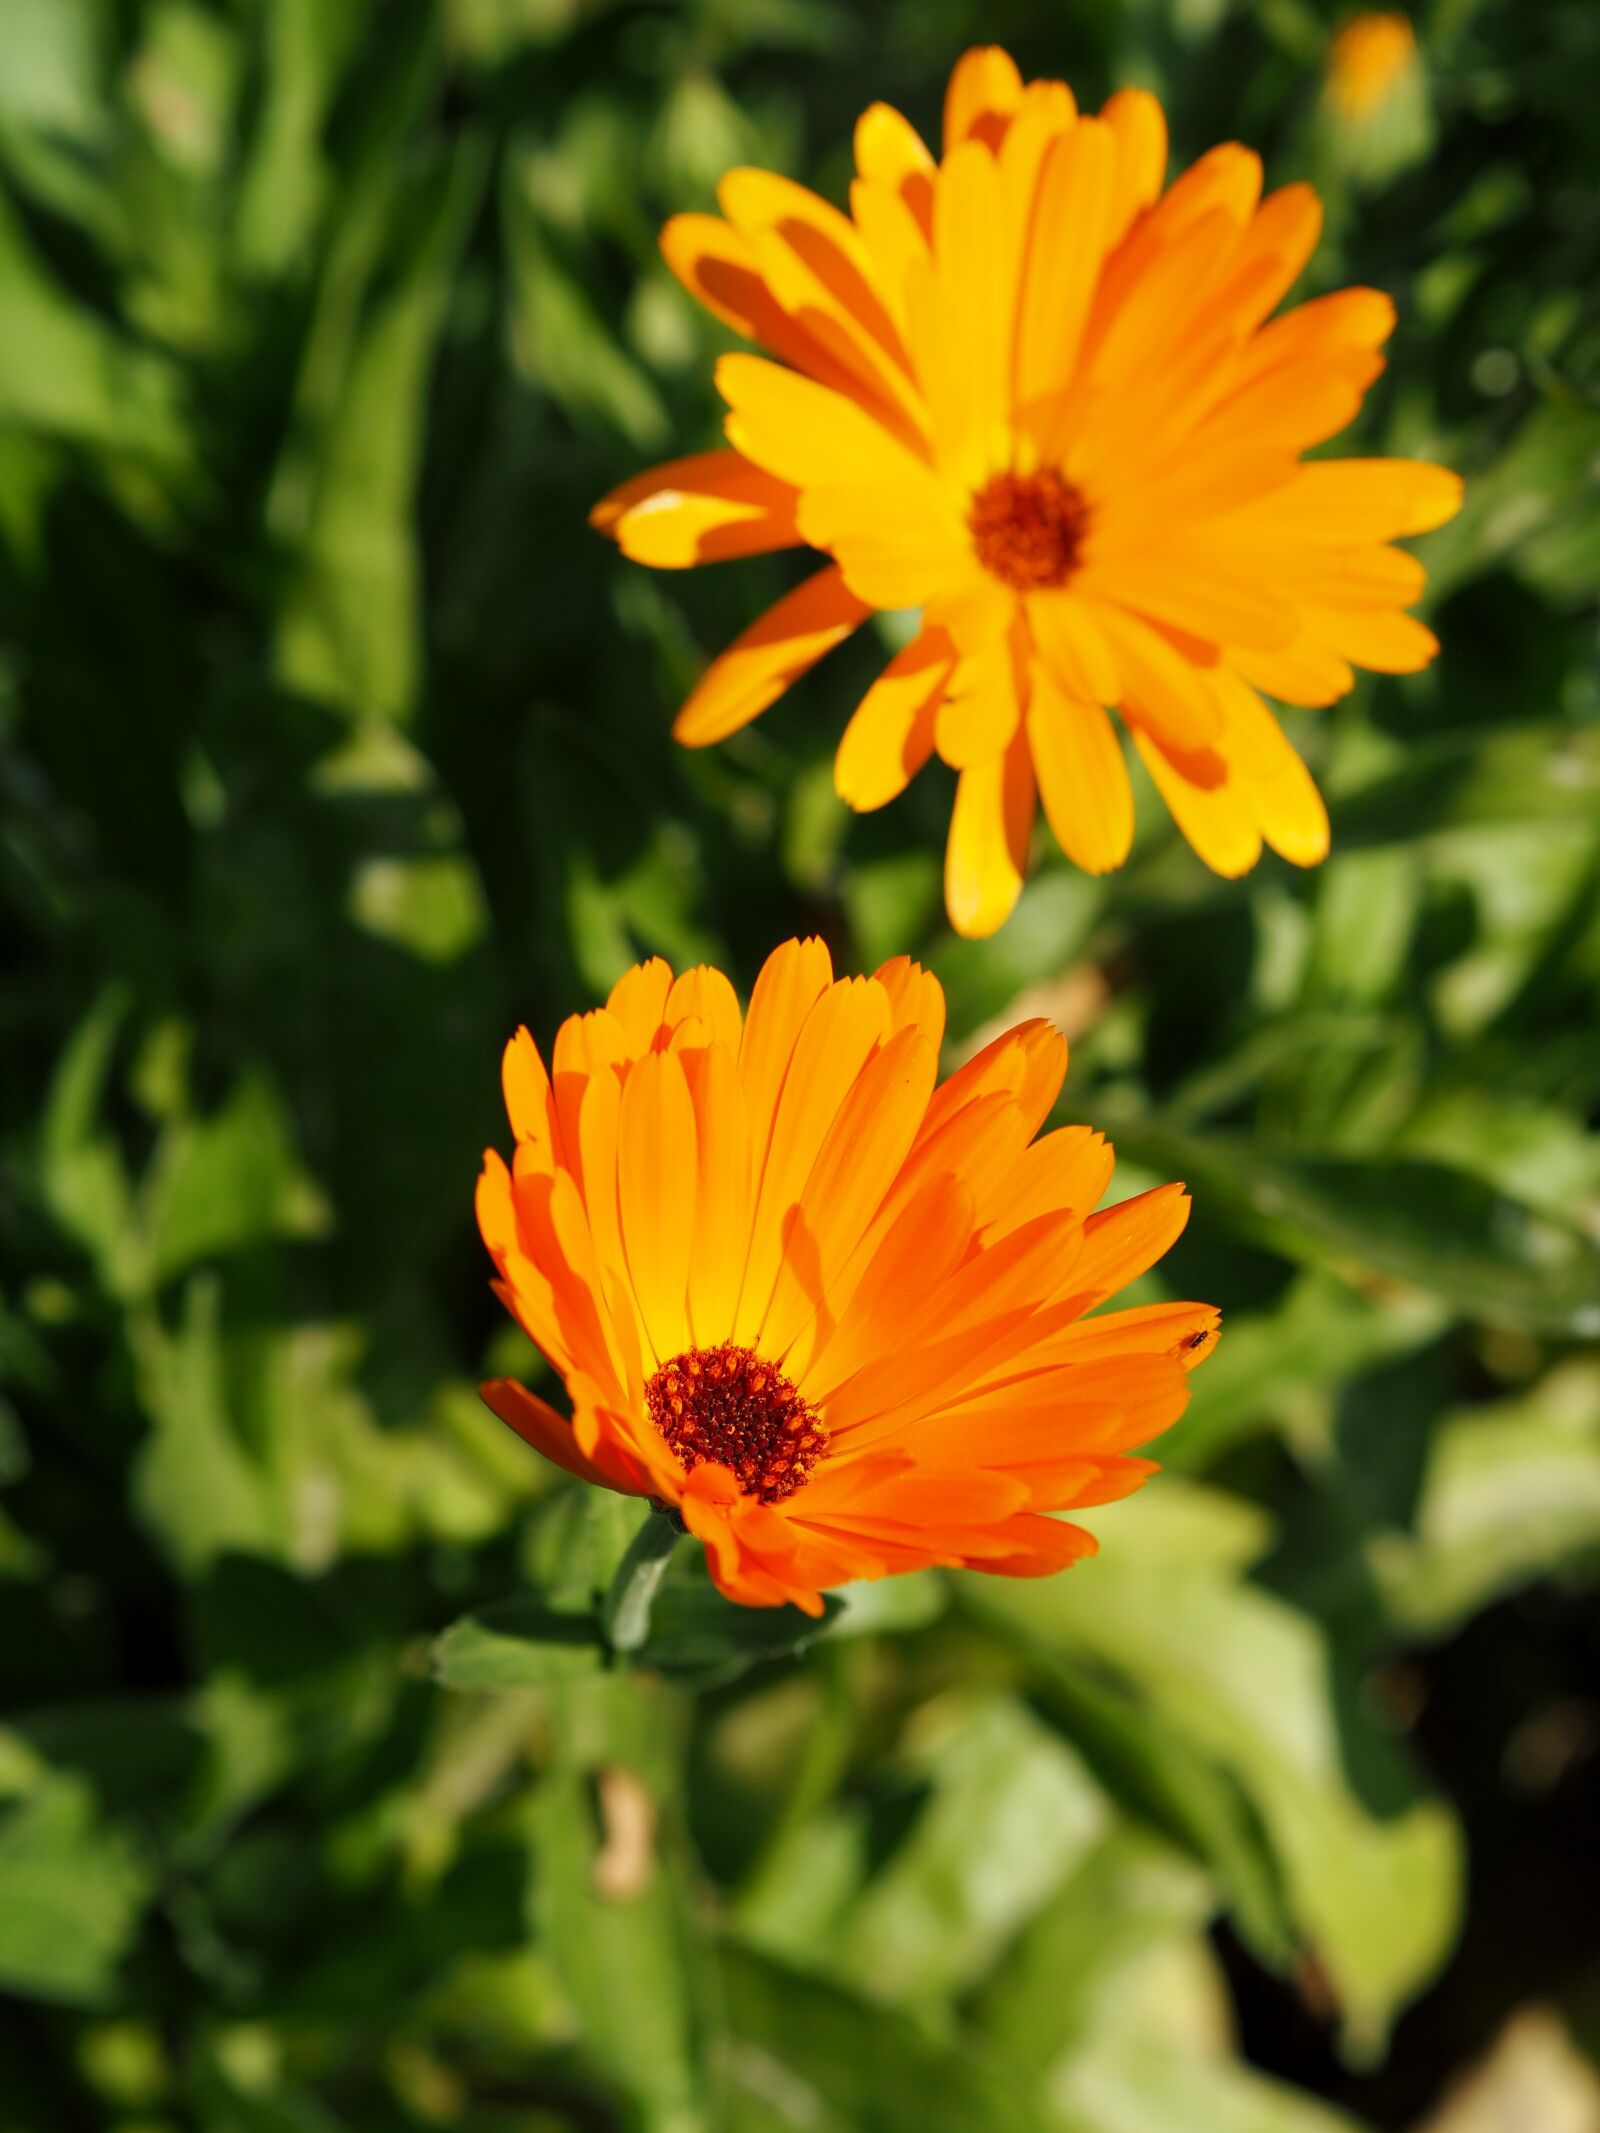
left=2, top=0, right=1598, bottom=2127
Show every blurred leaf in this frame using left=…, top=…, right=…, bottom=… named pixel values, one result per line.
left=964, top=1482, right=1463, bottom=2056
left=1372, top=1361, right=1600, bottom=1635
left=0, top=1756, right=151, bottom=2005
left=1170, top=1272, right=1448, bottom=1472
left=431, top=1597, right=606, bottom=1691
left=836, top=1693, right=1107, bottom=2007
left=1118, top=1123, right=1600, bottom=1339
left=0, top=192, right=189, bottom=464
left=975, top=1825, right=1217, bottom=2075
left=132, top=1274, right=279, bottom=1575
left=1332, top=726, right=1600, bottom=849
left=144, top=1072, right=329, bottom=1288
left=276, top=125, right=487, bottom=718
left=1056, top=2029, right=1370, bottom=2133
left=530, top=1754, right=714, bottom=2133
left=720, top=1942, right=1049, bottom=2133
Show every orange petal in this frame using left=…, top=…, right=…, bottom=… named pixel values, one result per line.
left=502, top=1027, right=559, bottom=1162
left=761, top=1023, right=939, bottom=1361
left=1100, top=87, right=1168, bottom=245
left=965, top=1511, right=1099, bottom=1577
left=617, top=1048, right=697, bottom=1364
left=674, top=563, right=871, bottom=748
left=591, top=449, right=802, bottom=568
left=834, top=627, right=953, bottom=810
left=872, top=954, right=947, bottom=1054
left=738, top=937, right=835, bottom=1184
left=663, top=966, right=743, bottom=1055
left=1075, top=1181, right=1192, bottom=1301
left=606, top=959, right=674, bottom=1055
left=681, top=1039, right=753, bottom=1349
left=734, top=977, right=894, bottom=1344
left=480, top=1378, right=645, bottom=1494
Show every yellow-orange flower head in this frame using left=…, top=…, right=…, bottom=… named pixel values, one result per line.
left=593, top=46, right=1461, bottom=936
left=477, top=941, right=1218, bottom=1614
left=1326, top=13, right=1419, bottom=122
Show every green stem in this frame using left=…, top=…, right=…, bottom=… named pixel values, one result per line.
left=602, top=1508, right=681, bottom=1655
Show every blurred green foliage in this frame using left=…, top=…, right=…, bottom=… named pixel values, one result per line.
left=1, top=1, right=1598, bottom=2128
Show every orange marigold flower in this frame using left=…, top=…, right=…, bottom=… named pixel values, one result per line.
left=593, top=46, right=1462, bottom=936
left=476, top=940, right=1218, bottom=1615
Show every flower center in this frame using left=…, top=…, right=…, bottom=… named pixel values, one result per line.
left=968, top=468, right=1089, bottom=591
left=645, top=1342, right=827, bottom=1504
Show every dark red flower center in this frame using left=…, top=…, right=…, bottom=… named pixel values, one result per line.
left=645, top=1342, right=826, bottom=1504
left=969, top=468, right=1090, bottom=591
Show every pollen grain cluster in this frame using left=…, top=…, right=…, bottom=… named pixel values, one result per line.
left=645, top=1342, right=827, bottom=1504
left=968, top=468, right=1090, bottom=592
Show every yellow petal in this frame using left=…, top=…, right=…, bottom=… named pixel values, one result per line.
left=1214, top=671, right=1330, bottom=867
left=1028, top=589, right=1120, bottom=704
left=1027, top=666, right=1134, bottom=875
left=944, top=46, right=1024, bottom=153
left=854, top=101, right=935, bottom=187
left=1134, top=731, right=1262, bottom=877
left=717, top=351, right=932, bottom=494
left=937, top=631, right=1023, bottom=768
left=1014, top=117, right=1115, bottom=434
left=797, top=480, right=971, bottom=608
left=1092, top=605, right=1225, bottom=754
left=945, top=729, right=1034, bottom=937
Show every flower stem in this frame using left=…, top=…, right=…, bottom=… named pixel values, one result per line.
left=602, top=1507, right=680, bottom=1654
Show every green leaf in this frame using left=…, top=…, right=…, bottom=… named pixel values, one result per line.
left=143, top=1072, right=329, bottom=1288
left=529, top=1761, right=715, bottom=2133
left=963, top=1482, right=1463, bottom=2056
left=131, top=1275, right=280, bottom=1576
left=1116, top=1123, right=1600, bottom=1339
left=1372, top=1361, right=1600, bottom=1635
left=0, top=1755, right=151, bottom=2005
left=834, top=1693, right=1108, bottom=2007
left=720, top=1942, right=1051, bottom=2133
left=276, top=132, right=488, bottom=718
left=431, top=1597, right=606, bottom=1691
left=974, top=1826, right=1216, bottom=2075
left=0, top=192, right=189, bottom=463
left=1056, top=2029, right=1371, bottom=2133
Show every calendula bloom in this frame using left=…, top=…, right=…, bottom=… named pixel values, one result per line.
left=594, top=46, right=1461, bottom=936
left=476, top=941, right=1218, bottom=1614
left=1325, top=13, right=1419, bottom=122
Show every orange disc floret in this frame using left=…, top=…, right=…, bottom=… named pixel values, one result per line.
left=476, top=941, right=1219, bottom=1614
left=593, top=46, right=1462, bottom=937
